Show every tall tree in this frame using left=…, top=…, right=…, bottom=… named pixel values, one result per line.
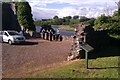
left=93, top=14, right=111, bottom=29
left=115, top=0, right=120, bottom=16
left=73, top=15, right=79, bottom=19
left=16, top=1, right=35, bottom=32
left=66, top=16, right=72, bottom=20
left=53, top=15, right=59, bottom=25
left=53, top=16, right=59, bottom=20
left=80, top=16, right=89, bottom=22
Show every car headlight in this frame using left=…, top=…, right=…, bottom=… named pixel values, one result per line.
left=16, top=38, right=19, bottom=40
left=14, top=37, right=18, bottom=40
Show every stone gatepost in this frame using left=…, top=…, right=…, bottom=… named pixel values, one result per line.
left=67, top=23, right=86, bottom=61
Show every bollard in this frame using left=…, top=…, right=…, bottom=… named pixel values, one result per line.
left=85, top=51, right=88, bottom=69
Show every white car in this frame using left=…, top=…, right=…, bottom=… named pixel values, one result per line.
left=0, top=30, right=25, bottom=44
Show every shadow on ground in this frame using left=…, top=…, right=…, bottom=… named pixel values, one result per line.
left=14, top=41, right=39, bottom=46
left=88, top=67, right=120, bottom=69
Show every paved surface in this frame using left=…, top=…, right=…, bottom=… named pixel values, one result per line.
left=2, top=38, right=72, bottom=78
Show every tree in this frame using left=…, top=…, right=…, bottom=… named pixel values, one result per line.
left=114, top=0, right=120, bottom=18
left=66, top=16, right=72, bottom=20
left=109, top=10, right=120, bottom=36
left=53, top=15, right=60, bottom=25
left=117, top=0, right=120, bottom=15
left=84, top=18, right=95, bottom=26
left=109, top=22, right=120, bottom=35
left=63, top=16, right=72, bottom=25
left=93, top=14, right=112, bottom=29
left=53, top=16, right=59, bottom=20
left=80, top=16, right=89, bottom=22
left=69, top=19, right=80, bottom=26
left=16, top=1, right=35, bottom=32
left=73, top=15, right=79, bottom=19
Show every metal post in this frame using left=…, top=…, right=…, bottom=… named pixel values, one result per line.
left=85, top=51, right=88, bottom=69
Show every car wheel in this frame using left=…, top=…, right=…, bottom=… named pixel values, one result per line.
left=8, top=40, right=12, bottom=45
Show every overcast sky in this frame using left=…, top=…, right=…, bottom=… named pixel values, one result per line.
left=26, top=0, right=119, bottom=20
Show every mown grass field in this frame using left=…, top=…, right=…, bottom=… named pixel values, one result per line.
left=25, top=46, right=120, bottom=78
left=26, top=57, right=119, bottom=78
left=58, top=25, right=75, bottom=31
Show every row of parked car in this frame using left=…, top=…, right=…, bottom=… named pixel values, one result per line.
left=0, top=30, right=26, bottom=45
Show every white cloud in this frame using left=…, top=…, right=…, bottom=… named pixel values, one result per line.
left=31, top=7, right=58, bottom=19
left=57, top=6, right=117, bottom=18
left=27, top=0, right=119, bottom=6
left=31, top=6, right=117, bottom=19
left=57, top=7, right=78, bottom=18
left=26, top=0, right=119, bottom=19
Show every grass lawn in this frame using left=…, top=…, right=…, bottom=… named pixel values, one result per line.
left=25, top=57, right=120, bottom=78
left=109, top=34, right=120, bottom=40
left=58, top=25, right=75, bottom=31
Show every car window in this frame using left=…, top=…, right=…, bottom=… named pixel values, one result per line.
left=4, top=32, right=9, bottom=36
left=8, top=31, right=20, bottom=35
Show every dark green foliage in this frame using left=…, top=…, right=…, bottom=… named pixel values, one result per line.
left=118, top=1, right=120, bottom=15
left=53, top=16, right=66, bottom=25
left=84, top=18, right=95, bottom=26
left=93, top=14, right=112, bottom=29
left=109, top=22, right=120, bottom=35
left=53, top=16, right=59, bottom=19
left=69, top=19, right=80, bottom=26
left=93, top=11, right=120, bottom=38
left=62, top=16, right=71, bottom=25
left=40, top=21, right=52, bottom=27
left=80, top=16, right=89, bottom=22
left=66, top=16, right=72, bottom=20
left=53, top=16, right=59, bottom=25
left=16, top=2, right=35, bottom=31
left=73, top=15, right=79, bottom=19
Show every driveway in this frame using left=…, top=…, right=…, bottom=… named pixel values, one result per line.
left=2, top=38, right=72, bottom=78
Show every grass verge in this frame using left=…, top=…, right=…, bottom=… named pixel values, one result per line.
left=25, top=56, right=119, bottom=78
left=58, top=25, right=75, bottom=31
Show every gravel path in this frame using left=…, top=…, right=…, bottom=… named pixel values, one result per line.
left=2, top=38, right=72, bottom=78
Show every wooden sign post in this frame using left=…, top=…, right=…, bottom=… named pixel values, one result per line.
left=80, top=43, right=94, bottom=69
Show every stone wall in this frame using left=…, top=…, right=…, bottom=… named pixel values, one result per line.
left=67, top=24, right=86, bottom=61
left=2, top=2, right=21, bottom=31
left=67, top=23, right=111, bottom=61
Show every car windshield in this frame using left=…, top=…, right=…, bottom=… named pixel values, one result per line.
left=8, top=31, right=20, bottom=35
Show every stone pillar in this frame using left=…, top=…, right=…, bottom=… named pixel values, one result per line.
left=59, top=35, right=63, bottom=41
left=41, top=29, right=45, bottom=39
left=46, top=31, right=49, bottom=40
left=43, top=32, right=45, bottom=39
left=67, top=23, right=86, bottom=61
left=53, top=34, right=56, bottom=40
left=44, top=32, right=47, bottom=40
left=49, top=30, right=53, bottom=41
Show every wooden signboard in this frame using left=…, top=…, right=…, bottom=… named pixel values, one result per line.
left=80, top=43, right=94, bottom=69
left=80, top=43, right=94, bottom=52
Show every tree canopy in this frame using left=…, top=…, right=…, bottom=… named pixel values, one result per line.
left=16, top=2, right=35, bottom=31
